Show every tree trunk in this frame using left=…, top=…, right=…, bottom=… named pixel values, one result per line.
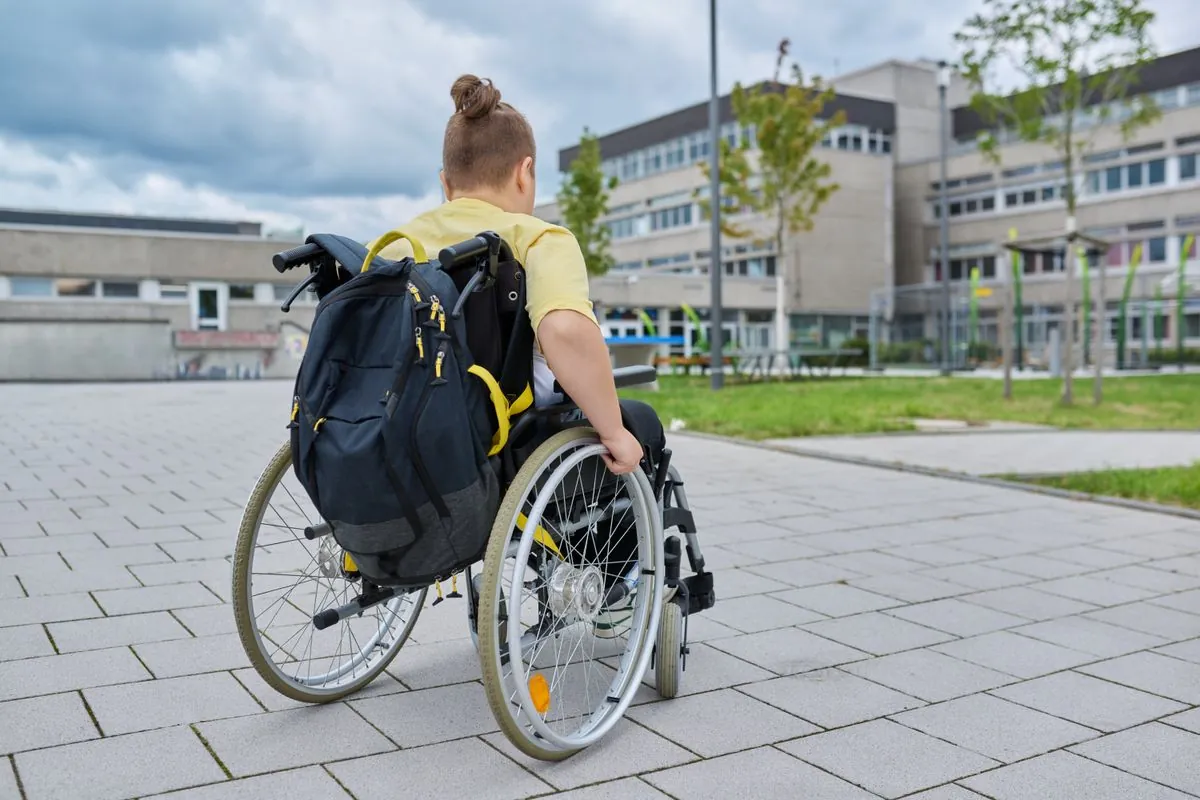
left=1062, top=231, right=1075, bottom=404
left=1003, top=262, right=1014, bottom=399
left=775, top=232, right=788, bottom=355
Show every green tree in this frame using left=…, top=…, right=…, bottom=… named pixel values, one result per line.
left=698, top=38, right=846, bottom=351
left=557, top=128, right=618, bottom=276
left=955, top=0, right=1160, bottom=405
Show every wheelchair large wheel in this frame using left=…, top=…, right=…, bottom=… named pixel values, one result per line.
left=477, top=427, right=664, bottom=761
left=231, top=441, right=425, bottom=703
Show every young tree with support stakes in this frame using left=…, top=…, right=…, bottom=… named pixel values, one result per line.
left=697, top=38, right=845, bottom=353
left=955, top=0, right=1159, bottom=406
left=557, top=128, right=618, bottom=276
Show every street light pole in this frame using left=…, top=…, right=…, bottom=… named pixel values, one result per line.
left=937, top=60, right=952, bottom=375
left=708, top=0, right=724, bottom=390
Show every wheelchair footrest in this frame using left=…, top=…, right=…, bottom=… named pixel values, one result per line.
left=682, top=572, right=716, bottom=616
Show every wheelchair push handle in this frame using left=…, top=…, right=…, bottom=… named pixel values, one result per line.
left=437, top=231, right=515, bottom=271
left=272, top=242, right=323, bottom=273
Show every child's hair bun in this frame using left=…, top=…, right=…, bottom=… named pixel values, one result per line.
left=451, top=75, right=502, bottom=120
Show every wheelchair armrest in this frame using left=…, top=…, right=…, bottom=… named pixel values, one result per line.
left=553, top=365, right=658, bottom=397
left=613, top=365, right=658, bottom=389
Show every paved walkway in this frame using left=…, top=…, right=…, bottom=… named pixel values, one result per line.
left=769, top=430, right=1200, bottom=476
left=1, top=381, right=1199, bottom=799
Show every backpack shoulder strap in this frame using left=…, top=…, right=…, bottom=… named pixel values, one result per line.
left=362, top=229, right=428, bottom=271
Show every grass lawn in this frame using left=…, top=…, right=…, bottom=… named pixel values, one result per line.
left=1005, top=462, right=1200, bottom=511
left=619, top=373, right=1200, bottom=439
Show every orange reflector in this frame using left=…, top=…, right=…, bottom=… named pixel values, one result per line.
left=528, top=673, right=551, bottom=715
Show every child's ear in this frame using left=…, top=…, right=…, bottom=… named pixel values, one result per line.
left=518, top=157, right=535, bottom=193
left=438, top=169, right=450, bottom=201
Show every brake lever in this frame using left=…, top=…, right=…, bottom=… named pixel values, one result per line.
left=281, top=272, right=319, bottom=312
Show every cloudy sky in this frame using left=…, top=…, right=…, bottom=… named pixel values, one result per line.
left=2, top=0, right=1195, bottom=240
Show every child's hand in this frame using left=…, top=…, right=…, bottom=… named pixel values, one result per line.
left=599, top=428, right=644, bottom=475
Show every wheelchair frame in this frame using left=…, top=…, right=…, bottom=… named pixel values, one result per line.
left=231, top=231, right=716, bottom=761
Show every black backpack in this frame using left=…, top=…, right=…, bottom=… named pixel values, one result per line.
left=288, top=230, right=505, bottom=589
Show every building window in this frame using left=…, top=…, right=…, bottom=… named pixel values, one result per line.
left=1148, top=236, right=1167, bottom=263
left=1127, top=161, right=1143, bottom=188
left=1188, top=84, right=1200, bottom=106
left=9, top=276, right=53, bottom=297
left=1148, top=158, right=1166, bottom=185
left=229, top=284, right=256, bottom=301
left=55, top=279, right=96, bottom=296
left=1181, top=153, right=1197, bottom=181
left=101, top=281, right=139, bottom=299
left=1105, top=166, right=1122, bottom=191
left=160, top=283, right=188, bottom=301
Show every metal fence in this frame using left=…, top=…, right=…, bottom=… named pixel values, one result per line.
left=868, top=271, right=1200, bottom=373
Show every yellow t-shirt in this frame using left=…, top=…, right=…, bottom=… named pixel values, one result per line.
left=369, top=197, right=598, bottom=335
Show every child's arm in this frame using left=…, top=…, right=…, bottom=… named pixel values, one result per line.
left=524, top=227, right=645, bottom=474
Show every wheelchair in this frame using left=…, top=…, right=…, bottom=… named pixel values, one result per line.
left=230, top=230, right=716, bottom=761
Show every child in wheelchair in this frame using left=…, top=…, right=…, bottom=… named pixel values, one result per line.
left=369, top=74, right=665, bottom=477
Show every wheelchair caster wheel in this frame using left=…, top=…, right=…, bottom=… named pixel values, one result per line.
left=655, top=598, right=686, bottom=699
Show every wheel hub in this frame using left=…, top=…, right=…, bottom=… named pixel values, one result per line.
left=548, top=563, right=606, bottom=622
left=317, top=539, right=339, bottom=580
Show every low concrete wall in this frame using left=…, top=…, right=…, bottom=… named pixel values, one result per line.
left=0, top=319, right=173, bottom=381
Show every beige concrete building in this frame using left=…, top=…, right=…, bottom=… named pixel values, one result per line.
left=0, top=209, right=313, bottom=381
left=538, top=44, right=1200, bottom=364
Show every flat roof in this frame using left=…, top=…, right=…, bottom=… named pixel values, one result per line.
left=952, top=43, right=1200, bottom=139
left=0, top=207, right=263, bottom=237
left=557, top=81, right=896, bottom=171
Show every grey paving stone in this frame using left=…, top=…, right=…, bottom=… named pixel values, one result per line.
left=812, top=551, right=928, bottom=577
left=0, top=576, right=23, bottom=600
left=92, top=583, right=221, bottom=616
left=1077, top=651, right=1200, bottom=704
left=1164, top=708, right=1200, bottom=734
left=919, top=563, right=1032, bottom=591
left=991, top=670, right=1187, bottom=732
left=945, top=536, right=1042, bottom=559
left=846, top=573, right=968, bottom=604
left=1071, top=723, right=1200, bottom=796
left=169, top=605, right=236, bottom=638
left=349, top=681, right=497, bottom=748
left=892, top=693, right=1097, bottom=763
left=636, top=642, right=775, bottom=697
left=769, top=583, right=902, bottom=617
left=1094, top=564, right=1200, bottom=593
left=47, top=611, right=192, bottom=653
left=157, top=539, right=233, bottom=562
left=0, top=692, right=99, bottom=755
left=0, top=757, right=17, bottom=800
left=1009, top=615, right=1170, bottom=658
left=958, top=586, right=1098, bottom=621
left=484, top=719, right=695, bottom=791
left=23, top=568, right=143, bottom=597
left=0, top=647, right=150, bottom=702
left=60, top=544, right=171, bottom=571
left=961, top=750, right=1192, bottom=800
left=903, top=787, right=989, bottom=800
left=984, top=554, right=1093, bottom=580
left=144, top=766, right=350, bottom=799
left=1155, top=638, right=1200, bottom=664
left=0, top=625, right=53, bottom=662
left=842, top=649, right=1016, bottom=703
left=0, top=534, right=106, bottom=556
left=134, top=632, right=248, bottom=678
left=128, top=559, right=231, bottom=589
left=1149, top=555, right=1200, bottom=578
left=742, top=558, right=865, bottom=589
left=232, top=663, right=403, bottom=713
left=549, top=777, right=670, bottom=800
left=15, top=726, right=225, bottom=800
left=628, top=687, right=818, bottom=756
left=84, top=672, right=262, bottom=736
left=339, top=738, right=554, bottom=800
left=739, top=667, right=925, bottom=728
left=801, top=611, right=956, bottom=656
left=932, top=631, right=1096, bottom=679
left=383, top=638, right=481, bottom=691
left=1084, top=602, right=1200, bottom=640
left=886, top=598, right=1028, bottom=638
left=1150, top=588, right=1200, bottom=615
left=704, top=567, right=791, bottom=599
left=780, top=719, right=999, bottom=799
left=700, top=593, right=826, bottom=633
left=1043, top=544, right=1148, bottom=569
left=708, top=627, right=870, bottom=675
left=0, top=554, right=72, bottom=579
left=197, top=704, right=394, bottom=778
left=718, top=536, right=829, bottom=563
left=880, top=542, right=981, bottom=567
left=1032, top=575, right=1161, bottom=607
left=644, top=745, right=876, bottom=800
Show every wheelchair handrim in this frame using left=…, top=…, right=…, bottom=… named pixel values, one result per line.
left=505, top=442, right=664, bottom=751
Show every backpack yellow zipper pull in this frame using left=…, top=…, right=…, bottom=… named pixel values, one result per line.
left=428, top=294, right=441, bottom=321
left=414, top=326, right=425, bottom=363
left=407, top=284, right=423, bottom=304
left=438, top=309, right=446, bottom=335
left=433, top=346, right=446, bottom=384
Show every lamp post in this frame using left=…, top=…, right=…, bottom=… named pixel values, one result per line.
left=937, top=60, right=952, bottom=375
left=708, top=0, right=724, bottom=390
